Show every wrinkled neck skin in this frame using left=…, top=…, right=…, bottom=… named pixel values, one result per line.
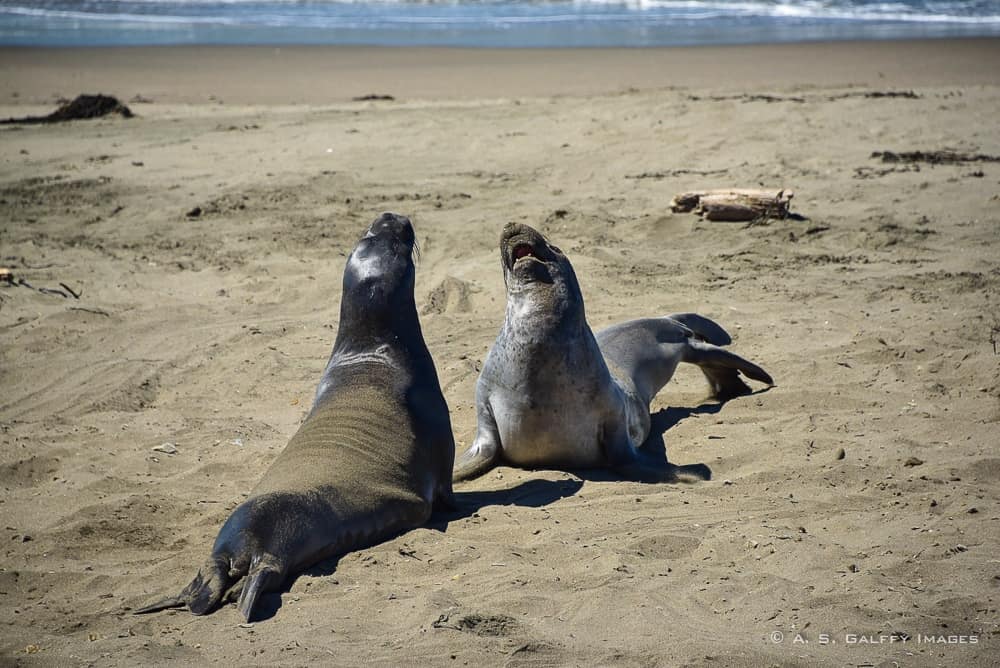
left=502, top=285, right=587, bottom=348
left=332, top=286, right=425, bottom=367
left=501, top=261, right=587, bottom=350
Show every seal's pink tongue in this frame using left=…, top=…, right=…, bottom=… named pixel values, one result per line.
left=513, top=244, right=534, bottom=260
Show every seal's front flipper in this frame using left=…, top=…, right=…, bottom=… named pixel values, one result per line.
left=453, top=441, right=499, bottom=482
left=455, top=397, right=502, bottom=482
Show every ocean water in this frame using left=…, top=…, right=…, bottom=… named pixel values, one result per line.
left=2, top=0, right=999, bottom=47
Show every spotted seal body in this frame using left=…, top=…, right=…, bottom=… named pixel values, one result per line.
left=453, top=222, right=773, bottom=482
left=137, top=213, right=454, bottom=621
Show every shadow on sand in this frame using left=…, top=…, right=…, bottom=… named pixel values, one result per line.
left=250, top=477, right=583, bottom=620
left=250, top=388, right=772, bottom=620
left=560, top=384, right=771, bottom=485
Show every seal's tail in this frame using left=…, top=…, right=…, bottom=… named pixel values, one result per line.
left=685, top=338, right=774, bottom=402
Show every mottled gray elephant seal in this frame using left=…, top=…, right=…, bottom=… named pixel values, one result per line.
left=137, top=213, right=455, bottom=621
left=454, top=222, right=773, bottom=482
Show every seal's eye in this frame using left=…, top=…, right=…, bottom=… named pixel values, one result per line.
left=513, top=244, right=535, bottom=261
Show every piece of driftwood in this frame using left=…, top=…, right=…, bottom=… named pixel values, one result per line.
left=671, top=188, right=793, bottom=222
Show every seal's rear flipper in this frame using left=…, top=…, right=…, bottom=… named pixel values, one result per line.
left=184, top=557, right=237, bottom=615
left=237, top=557, right=284, bottom=622
left=133, top=555, right=234, bottom=616
left=666, top=312, right=732, bottom=346
left=686, top=339, right=774, bottom=401
left=701, top=367, right=754, bottom=402
left=133, top=595, right=186, bottom=615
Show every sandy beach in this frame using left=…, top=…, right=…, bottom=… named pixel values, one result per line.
left=2, top=39, right=999, bottom=667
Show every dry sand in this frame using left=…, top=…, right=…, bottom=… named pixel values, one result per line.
left=1, top=40, right=999, bottom=667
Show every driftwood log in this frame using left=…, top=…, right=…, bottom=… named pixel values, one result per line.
left=671, top=188, right=793, bottom=222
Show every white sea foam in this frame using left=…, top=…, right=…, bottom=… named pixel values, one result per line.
left=2, top=0, right=998, bottom=46
left=5, top=0, right=1000, bottom=22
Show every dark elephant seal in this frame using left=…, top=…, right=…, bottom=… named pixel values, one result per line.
left=453, top=222, right=773, bottom=482
left=137, top=213, right=455, bottom=621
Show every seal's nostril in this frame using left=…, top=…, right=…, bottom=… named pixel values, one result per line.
left=500, top=222, right=522, bottom=244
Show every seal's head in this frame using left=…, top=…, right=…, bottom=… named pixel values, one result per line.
left=499, top=222, right=585, bottom=333
left=340, top=212, right=419, bottom=333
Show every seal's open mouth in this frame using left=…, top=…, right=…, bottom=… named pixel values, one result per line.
left=512, top=244, right=536, bottom=262
left=501, top=223, right=557, bottom=285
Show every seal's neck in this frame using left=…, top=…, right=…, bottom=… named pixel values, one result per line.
left=334, top=292, right=427, bottom=363
left=503, top=282, right=587, bottom=348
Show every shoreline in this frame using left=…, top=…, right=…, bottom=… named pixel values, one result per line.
left=2, top=38, right=999, bottom=106
left=1, top=25, right=998, bottom=668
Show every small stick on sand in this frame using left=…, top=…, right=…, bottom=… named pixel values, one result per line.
left=59, top=282, right=81, bottom=299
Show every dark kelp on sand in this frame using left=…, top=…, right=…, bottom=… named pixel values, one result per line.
left=2, top=94, right=134, bottom=125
